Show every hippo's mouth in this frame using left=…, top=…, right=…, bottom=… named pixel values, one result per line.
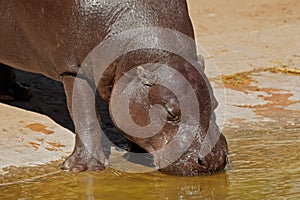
left=158, top=133, right=228, bottom=176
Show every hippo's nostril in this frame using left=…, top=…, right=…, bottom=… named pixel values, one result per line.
left=224, top=154, right=228, bottom=165
left=198, top=158, right=204, bottom=166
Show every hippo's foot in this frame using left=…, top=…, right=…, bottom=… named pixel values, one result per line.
left=158, top=134, right=228, bottom=176
left=0, top=81, right=31, bottom=101
left=61, top=147, right=106, bottom=172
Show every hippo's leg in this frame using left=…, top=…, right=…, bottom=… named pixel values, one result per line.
left=61, top=76, right=106, bottom=172
left=0, top=63, right=31, bottom=101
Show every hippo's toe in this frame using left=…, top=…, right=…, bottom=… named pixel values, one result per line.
left=61, top=154, right=105, bottom=172
left=61, top=146, right=106, bottom=172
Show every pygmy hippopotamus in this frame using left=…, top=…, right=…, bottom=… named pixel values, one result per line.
left=0, top=0, right=228, bottom=176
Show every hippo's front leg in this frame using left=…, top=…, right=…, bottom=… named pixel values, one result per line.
left=61, top=76, right=106, bottom=172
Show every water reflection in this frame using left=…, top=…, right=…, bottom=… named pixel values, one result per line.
left=0, top=169, right=229, bottom=200
left=0, top=128, right=299, bottom=199
left=63, top=170, right=229, bottom=200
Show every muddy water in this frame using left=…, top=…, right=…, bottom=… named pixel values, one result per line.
left=1, top=128, right=299, bottom=199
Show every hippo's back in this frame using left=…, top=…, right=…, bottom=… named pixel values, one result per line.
left=0, top=0, right=194, bottom=81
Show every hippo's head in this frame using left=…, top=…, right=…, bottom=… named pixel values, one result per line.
left=110, top=58, right=228, bottom=176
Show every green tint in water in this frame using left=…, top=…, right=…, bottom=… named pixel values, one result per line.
left=0, top=128, right=299, bottom=200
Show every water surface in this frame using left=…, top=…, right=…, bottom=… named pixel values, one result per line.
left=1, top=128, right=299, bottom=199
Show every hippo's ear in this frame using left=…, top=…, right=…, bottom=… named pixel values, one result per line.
left=137, top=66, right=158, bottom=86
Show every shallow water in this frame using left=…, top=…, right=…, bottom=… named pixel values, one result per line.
left=1, top=128, right=299, bottom=200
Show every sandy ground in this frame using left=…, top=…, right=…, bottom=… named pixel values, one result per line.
left=0, top=0, right=299, bottom=173
left=188, top=0, right=300, bottom=130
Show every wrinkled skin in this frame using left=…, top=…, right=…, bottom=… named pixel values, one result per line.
left=0, top=0, right=228, bottom=176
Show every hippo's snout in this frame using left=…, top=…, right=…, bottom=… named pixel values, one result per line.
left=198, top=148, right=228, bottom=172
left=159, top=133, right=228, bottom=176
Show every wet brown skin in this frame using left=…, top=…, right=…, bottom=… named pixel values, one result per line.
left=0, top=0, right=228, bottom=176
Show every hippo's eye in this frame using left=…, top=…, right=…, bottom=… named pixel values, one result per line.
left=166, top=109, right=179, bottom=121
left=165, top=100, right=180, bottom=122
